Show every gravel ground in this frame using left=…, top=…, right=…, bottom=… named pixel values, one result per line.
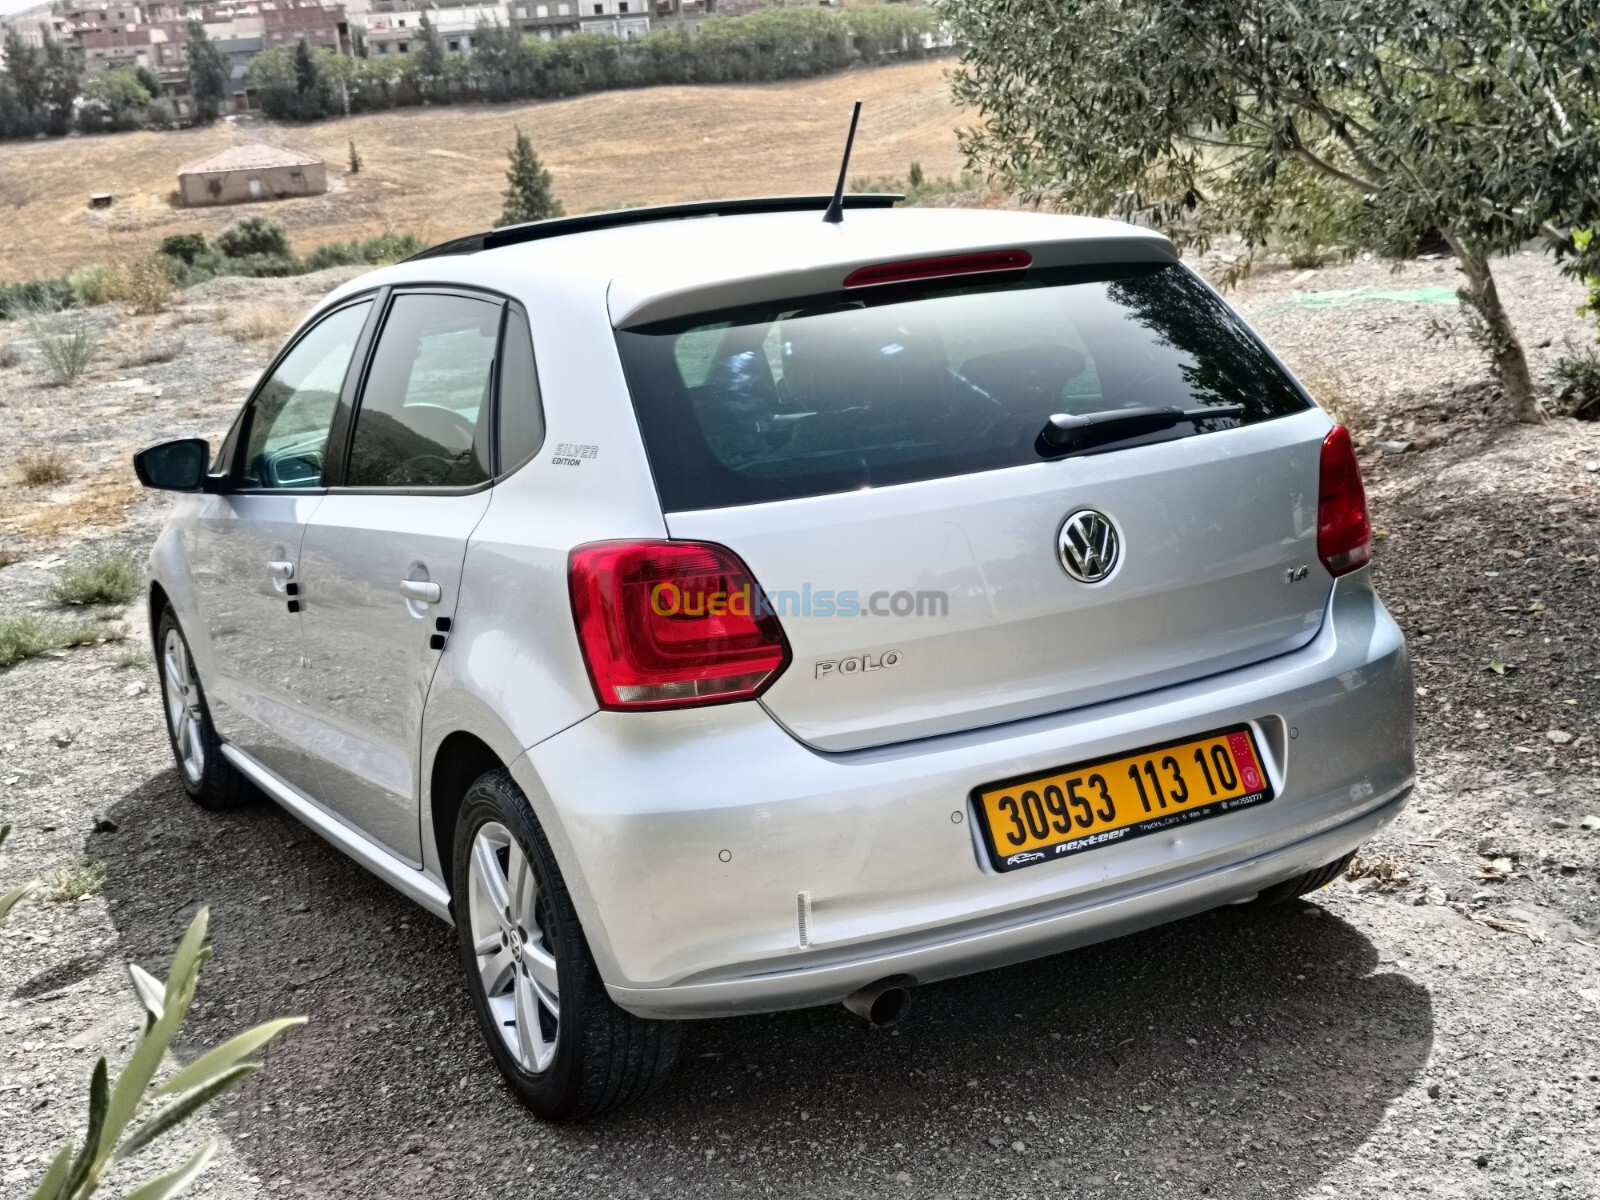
left=2, top=253, right=1599, bottom=1200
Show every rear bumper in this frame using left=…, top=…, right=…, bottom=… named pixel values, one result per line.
left=519, top=572, right=1413, bottom=1018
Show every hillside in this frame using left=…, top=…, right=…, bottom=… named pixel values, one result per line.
left=0, top=59, right=968, bottom=282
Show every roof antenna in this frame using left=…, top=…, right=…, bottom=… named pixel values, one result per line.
left=821, top=101, right=862, bottom=225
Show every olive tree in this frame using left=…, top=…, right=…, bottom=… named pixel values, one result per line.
left=946, top=0, right=1600, bottom=424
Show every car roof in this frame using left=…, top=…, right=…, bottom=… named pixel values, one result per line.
left=321, top=205, right=1177, bottom=328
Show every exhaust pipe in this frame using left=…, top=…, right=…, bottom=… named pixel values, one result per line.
left=843, top=977, right=912, bottom=1028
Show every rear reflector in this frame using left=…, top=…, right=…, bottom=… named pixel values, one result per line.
left=1317, top=425, right=1371, bottom=576
left=843, top=250, right=1032, bottom=289
left=569, top=540, right=791, bottom=710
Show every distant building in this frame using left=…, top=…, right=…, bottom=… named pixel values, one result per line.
left=363, top=0, right=503, bottom=56
left=651, top=0, right=711, bottom=31
left=177, top=143, right=327, bottom=206
left=509, top=0, right=648, bottom=42
left=508, top=0, right=581, bottom=42
left=262, top=0, right=349, bottom=52
left=80, top=25, right=166, bottom=75
left=576, top=0, right=648, bottom=39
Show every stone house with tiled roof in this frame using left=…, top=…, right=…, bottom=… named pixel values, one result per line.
left=176, top=143, right=327, bottom=207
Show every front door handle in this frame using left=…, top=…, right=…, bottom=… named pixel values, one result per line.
left=399, top=580, right=442, bottom=605
left=267, top=560, right=295, bottom=580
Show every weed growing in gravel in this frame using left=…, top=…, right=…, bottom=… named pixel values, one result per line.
left=1344, top=851, right=1413, bottom=892
left=17, top=476, right=141, bottom=539
left=19, top=448, right=71, bottom=487
left=119, top=335, right=185, bottom=368
left=0, top=548, right=21, bottom=568
left=45, top=857, right=107, bottom=902
left=113, top=646, right=149, bottom=670
left=51, top=555, right=142, bottom=606
left=0, top=614, right=122, bottom=668
left=229, top=304, right=297, bottom=345
left=23, top=305, right=97, bottom=384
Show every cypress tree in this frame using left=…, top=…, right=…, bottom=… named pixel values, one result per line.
left=187, top=21, right=230, bottom=124
left=498, top=126, right=564, bottom=227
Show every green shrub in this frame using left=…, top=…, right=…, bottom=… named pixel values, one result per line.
left=300, top=242, right=361, bottom=271
left=0, top=614, right=116, bottom=668
left=301, top=231, right=425, bottom=271
left=23, top=308, right=97, bottom=384
left=160, top=233, right=209, bottom=265
left=51, top=554, right=143, bottom=606
left=69, top=265, right=117, bottom=307
left=216, top=216, right=292, bottom=260
left=0, top=276, right=75, bottom=321
left=1553, top=345, right=1600, bottom=420
left=224, top=252, right=306, bottom=277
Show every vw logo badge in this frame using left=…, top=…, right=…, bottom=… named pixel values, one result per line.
left=1057, top=509, right=1120, bottom=583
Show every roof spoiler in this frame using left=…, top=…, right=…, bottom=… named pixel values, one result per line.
left=405, top=194, right=904, bottom=262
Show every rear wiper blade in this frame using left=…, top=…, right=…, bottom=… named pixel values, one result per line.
left=1037, top=404, right=1245, bottom=455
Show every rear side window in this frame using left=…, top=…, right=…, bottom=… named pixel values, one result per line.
left=497, top=306, right=545, bottom=475
left=615, top=263, right=1311, bottom=511
left=346, top=292, right=500, bottom=489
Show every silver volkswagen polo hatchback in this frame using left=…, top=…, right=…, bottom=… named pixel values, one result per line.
left=134, top=198, right=1413, bottom=1119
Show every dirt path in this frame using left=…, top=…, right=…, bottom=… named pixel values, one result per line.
left=2, top=253, right=1599, bottom=1199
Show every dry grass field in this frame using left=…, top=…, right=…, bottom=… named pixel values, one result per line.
left=0, top=59, right=968, bottom=282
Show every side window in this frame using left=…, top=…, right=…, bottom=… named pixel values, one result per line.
left=237, top=300, right=372, bottom=489
left=497, top=306, right=545, bottom=475
left=345, top=292, right=499, bottom=488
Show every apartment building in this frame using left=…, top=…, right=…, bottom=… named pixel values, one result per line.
left=261, top=0, right=348, bottom=52
left=363, top=0, right=505, bottom=56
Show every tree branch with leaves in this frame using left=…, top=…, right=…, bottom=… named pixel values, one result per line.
left=946, top=0, right=1600, bottom=424
left=24, top=907, right=304, bottom=1200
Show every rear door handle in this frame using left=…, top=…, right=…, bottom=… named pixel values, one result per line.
left=267, top=560, right=295, bottom=580
left=399, top=580, right=442, bottom=604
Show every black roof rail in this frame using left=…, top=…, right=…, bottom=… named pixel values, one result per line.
left=404, top=193, right=904, bottom=261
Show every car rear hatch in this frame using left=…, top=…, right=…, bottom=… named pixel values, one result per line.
left=612, top=241, right=1333, bottom=753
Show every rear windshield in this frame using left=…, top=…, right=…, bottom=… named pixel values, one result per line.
left=615, top=262, right=1310, bottom=511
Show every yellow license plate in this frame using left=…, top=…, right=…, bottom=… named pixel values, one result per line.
left=972, top=726, right=1273, bottom=871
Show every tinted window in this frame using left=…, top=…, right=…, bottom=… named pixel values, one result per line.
left=237, top=300, right=371, bottom=489
left=616, top=263, right=1311, bottom=510
left=497, top=306, right=545, bottom=474
left=346, top=292, right=499, bottom=488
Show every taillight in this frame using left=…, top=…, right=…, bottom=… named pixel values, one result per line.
left=1317, top=425, right=1371, bottom=576
left=568, top=540, right=790, bottom=710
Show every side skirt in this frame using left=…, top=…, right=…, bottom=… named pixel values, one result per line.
left=219, top=743, right=453, bottom=923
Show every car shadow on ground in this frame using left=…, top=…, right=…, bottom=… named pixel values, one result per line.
left=81, top=769, right=1435, bottom=1200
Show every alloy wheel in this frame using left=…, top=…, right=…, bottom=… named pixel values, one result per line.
left=467, top=820, right=560, bottom=1073
left=162, top=628, right=206, bottom=785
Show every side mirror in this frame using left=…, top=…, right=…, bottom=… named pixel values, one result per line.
left=133, top=438, right=217, bottom=492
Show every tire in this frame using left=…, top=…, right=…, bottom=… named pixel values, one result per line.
left=154, top=606, right=254, bottom=811
left=452, top=768, right=680, bottom=1120
left=1252, top=849, right=1357, bottom=906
